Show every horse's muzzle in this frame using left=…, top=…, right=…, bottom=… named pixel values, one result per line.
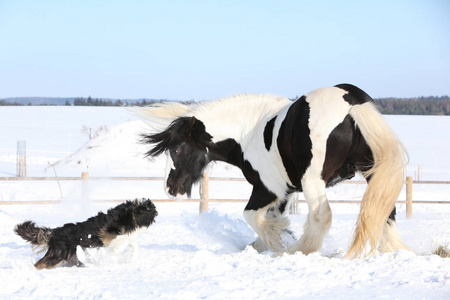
left=166, top=169, right=191, bottom=198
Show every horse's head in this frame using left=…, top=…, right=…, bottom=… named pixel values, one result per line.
left=142, top=116, right=213, bottom=197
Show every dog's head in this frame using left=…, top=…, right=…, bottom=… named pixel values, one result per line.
left=131, top=199, right=158, bottom=228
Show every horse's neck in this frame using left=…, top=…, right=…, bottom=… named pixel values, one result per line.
left=194, top=95, right=291, bottom=143
left=208, top=138, right=243, bottom=167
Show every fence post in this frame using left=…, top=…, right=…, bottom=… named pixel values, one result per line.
left=81, top=172, right=89, bottom=201
left=199, top=172, right=209, bottom=214
left=406, top=176, right=413, bottom=219
left=289, top=193, right=299, bottom=215
left=16, top=141, right=27, bottom=177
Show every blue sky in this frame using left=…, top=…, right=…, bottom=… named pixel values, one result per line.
left=0, top=0, right=449, bottom=100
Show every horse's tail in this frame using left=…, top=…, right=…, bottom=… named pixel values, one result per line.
left=346, top=101, right=408, bottom=258
left=14, top=221, right=52, bottom=251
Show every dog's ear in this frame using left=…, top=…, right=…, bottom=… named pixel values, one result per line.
left=142, top=199, right=156, bottom=211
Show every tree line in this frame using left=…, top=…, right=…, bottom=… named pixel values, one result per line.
left=1, top=96, right=449, bottom=115
left=374, top=96, right=450, bottom=115
left=72, top=97, right=197, bottom=106
left=73, top=97, right=127, bottom=106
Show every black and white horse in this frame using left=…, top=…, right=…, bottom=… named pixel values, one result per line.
left=140, top=84, right=408, bottom=258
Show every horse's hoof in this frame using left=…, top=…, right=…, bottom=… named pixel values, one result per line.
left=250, top=238, right=269, bottom=253
left=281, top=229, right=297, bottom=247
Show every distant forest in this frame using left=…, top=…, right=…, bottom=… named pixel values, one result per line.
left=71, top=97, right=168, bottom=107
left=1, top=96, right=449, bottom=115
left=373, top=96, right=450, bottom=115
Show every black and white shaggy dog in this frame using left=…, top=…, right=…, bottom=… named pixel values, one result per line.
left=15, top=199, right=158, bottom=270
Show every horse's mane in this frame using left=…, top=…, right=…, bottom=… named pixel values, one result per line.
left=134, top=102, right=192, bottom=131
left=137, top=94, right=291, bottom=133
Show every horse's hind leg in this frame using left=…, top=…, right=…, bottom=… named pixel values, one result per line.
left=379, top=207, right=409, bottom=253
left=351, top=151, right=408, bottom=255
left=288, top=178, right=332, bottom=255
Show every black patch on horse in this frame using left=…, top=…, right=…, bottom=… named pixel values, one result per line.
left=210, top=139, right=270, bottom=187
left=321, top=114, right=373, bottom=186
left=209, top=138, right=278, bottom=211
left=277, top=96, right=312, bottom=189
left=388, top=206, right=397, bottom=222
left=277, top=199, right=289, bottom=214
left=335, top=83, right=373, bottom=105
left=245, top=179, right=278, bottom=211
left=263, top=116, right=277, bottom=151
left=208, top=138, right=243, bottom=168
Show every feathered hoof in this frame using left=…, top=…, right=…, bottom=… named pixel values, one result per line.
left=250, top=237, right=269, bottom=253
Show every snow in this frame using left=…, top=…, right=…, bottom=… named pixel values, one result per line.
left=0, top=107, right=449, bottom=299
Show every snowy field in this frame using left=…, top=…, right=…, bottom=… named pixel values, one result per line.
left=0, top=106, right=449, bottom=299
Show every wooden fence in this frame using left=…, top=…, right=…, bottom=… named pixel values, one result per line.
left=0, top=173, right=449, bottom=218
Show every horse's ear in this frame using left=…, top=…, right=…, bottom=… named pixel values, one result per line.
left=188, top=116, right=196, bottom=132
left=188, top=117, right=213, bottom=145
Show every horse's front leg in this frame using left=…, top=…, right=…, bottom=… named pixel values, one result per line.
left=288, top=178, right=332, bottom=255
left=243, top=186, right=292, bottom=253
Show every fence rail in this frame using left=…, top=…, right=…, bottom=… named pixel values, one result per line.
left=1, top=173, right=449, bottom=217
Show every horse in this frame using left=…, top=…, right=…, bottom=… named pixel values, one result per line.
left=139, top=84, right=409, bottom=258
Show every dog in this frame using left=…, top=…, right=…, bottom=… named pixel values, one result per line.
left=15, top=198, right=158, bottom=270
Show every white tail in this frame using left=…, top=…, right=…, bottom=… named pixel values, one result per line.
left=346, top=102, right=408, bottom=258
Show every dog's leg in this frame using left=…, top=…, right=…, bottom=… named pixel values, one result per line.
left=65, top=253, right=84, bottom=268
left=128, top=231, right=141, bottom=261
left=109, top=235, right=130, bottom=254
left=111, top=229, right=144, bottom=258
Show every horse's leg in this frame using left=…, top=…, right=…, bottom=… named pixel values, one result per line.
left=379, top=207, right=409, bottom=253
left=243, top=187, right=291, bottom=253
left=288, top=178, right=332, bottom=255
left=347, top=141, right=409, bottom=256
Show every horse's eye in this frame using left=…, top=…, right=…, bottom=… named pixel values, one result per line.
left=171, top=148, right=180, bottom=155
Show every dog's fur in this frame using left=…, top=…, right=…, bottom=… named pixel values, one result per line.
left=15, top=199, right=158, bottom=270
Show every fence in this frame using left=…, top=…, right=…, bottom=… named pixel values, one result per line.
left=0, top=173, right=449, bottom=218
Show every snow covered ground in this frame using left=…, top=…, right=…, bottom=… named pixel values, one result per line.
left=0, top=106, right=449, bottom=299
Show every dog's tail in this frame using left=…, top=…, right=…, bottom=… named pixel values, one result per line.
left=14, top=221, right=52, bottom=250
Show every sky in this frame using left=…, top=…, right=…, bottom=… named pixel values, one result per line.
left=0, top=0, right=449, bottom=100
